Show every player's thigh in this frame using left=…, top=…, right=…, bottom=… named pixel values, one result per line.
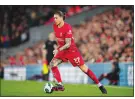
left=49, top=58, right=62, bottom=67
left=79, top=64, right=88, bottom=73
left=49, top=51, right=65, bottom=67
left=68, top=52, right=85, bottom=67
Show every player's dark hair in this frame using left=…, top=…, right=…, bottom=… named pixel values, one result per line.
left=54, top=11, right=66, bottom=20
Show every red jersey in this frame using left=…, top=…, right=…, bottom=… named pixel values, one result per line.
left=53, top=22, right=85, bottom=66
left=53, top=22, right=77, bottom=52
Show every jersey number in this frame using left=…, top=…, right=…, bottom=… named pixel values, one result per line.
left=73, top=57, right=80, bottom=64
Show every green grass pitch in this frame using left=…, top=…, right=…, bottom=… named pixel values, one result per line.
left=0, top=79, right=134, bottom=97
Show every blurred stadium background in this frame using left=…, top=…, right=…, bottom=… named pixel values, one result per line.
left=0, top=5, right=134, bottom=96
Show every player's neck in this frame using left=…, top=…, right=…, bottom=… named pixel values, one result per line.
left=57, top=21, right=64, bottom=28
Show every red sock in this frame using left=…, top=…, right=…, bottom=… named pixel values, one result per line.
left=51, top=66, right=62, bottom=83
left=86, top=69, right=99, bottom=84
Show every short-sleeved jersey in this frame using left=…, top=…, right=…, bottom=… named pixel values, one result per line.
left=53, top=22, right=77, bottom=52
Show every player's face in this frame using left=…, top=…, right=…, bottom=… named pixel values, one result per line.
left=54, top=14, right=63, bottom=25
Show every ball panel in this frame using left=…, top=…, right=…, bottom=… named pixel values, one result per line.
left=44, top=82, right=53, bottom=93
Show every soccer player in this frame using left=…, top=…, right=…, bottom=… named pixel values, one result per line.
left=98, top=57, right=120, bottom=85
left=50, top=11, right=107, bottom=94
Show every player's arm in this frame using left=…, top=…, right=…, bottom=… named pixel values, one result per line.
left=53, top=24, right=72, bottom=55
left=53, top=38, right=71, bottom=55
left=59, top=38, right=71, bottom=51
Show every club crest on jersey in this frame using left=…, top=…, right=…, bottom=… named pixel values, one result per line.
left=68, top=30, right=72, bottom=34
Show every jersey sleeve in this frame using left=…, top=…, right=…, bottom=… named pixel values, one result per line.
left=65, top=24, right=73, bottom=38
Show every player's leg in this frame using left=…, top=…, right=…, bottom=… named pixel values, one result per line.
left=79, top=64, right=101, bottom=85
left=67, top=50, right=107, bottom=94
left=50, top=58, right=63, bottom=84
left=79, top=64, right=107, bottom=94
left=68, top=52, right=102, bottom=86
left=49, top=58, right=65, bottom=91
left=98, top=73, right=108, bottom=81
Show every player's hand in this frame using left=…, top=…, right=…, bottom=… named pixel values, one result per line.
left=53, top=49, right=58, bottom=55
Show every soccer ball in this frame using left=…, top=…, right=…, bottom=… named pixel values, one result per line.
left=44, top=82, right=53, bottom=93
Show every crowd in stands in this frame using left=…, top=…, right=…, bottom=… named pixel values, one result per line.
left=0, top=6, right=133, bottom=69
left=0, top=5, right=96, bottom=49
left=73, top=6, right=133, bottom=63
left=1, top=40, right=45, bottom=67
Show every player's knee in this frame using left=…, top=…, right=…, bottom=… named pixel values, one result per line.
left=49, top=61, right=54, bottom=67
left=80, top=64, right=88, bottom=73
left=49, top=60, right=58, bottom=67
